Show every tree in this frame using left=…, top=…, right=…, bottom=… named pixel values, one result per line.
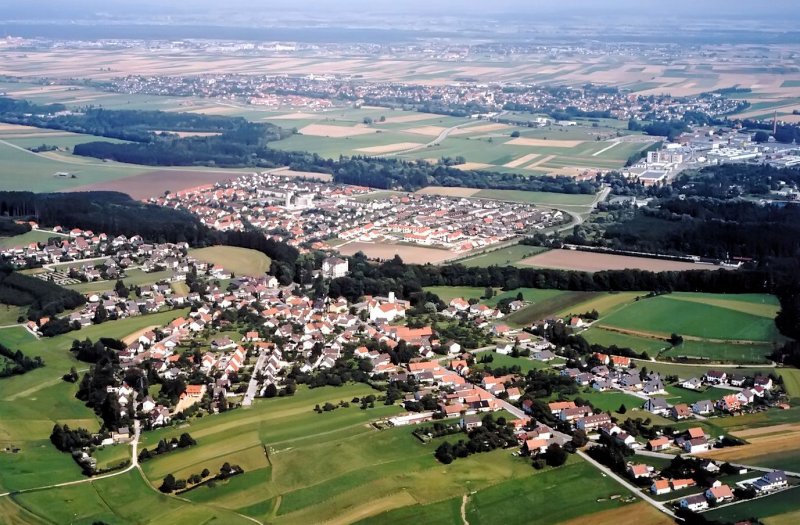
left=264, top=383, right=278, bottom=398
left=510, top=130, right=521, bottom=138
left=618, top=403, right=627, bottom=414
left=114, top=279, right=129, bottom=298
left=201, top=468, right=210, bottom=478
left=545, top=443, right=568, bottom=467
left=483, top=286, right=494, bottom=299
left=753, top=130, right=770, bottom=143
left=159, top=473, right=177, bottom=493
left=669, top=333, right=684, bottom=346
left=363, top=117, right=373, bottom=125
left=93, top=302, right=108, bottom=324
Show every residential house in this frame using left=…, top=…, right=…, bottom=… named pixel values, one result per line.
left=671, top=404, right=692, bottom=420
left=705, top=484, right=734, bottom=503
left=752, top=471, right=788, bottom=493
left=651, top=479, right=671, bottom=495
left=680, top=495, right=709, bottom=512
left=648, top=436, right=671, bottom=451
left=644, top=398, right=669, bottom=416
left=692, top=400, right=714, bottom=415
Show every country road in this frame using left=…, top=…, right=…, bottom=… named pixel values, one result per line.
left=578, top=449, right=677, bottom=519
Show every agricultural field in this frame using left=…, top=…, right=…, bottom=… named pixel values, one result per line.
left=598, top=292, right=782, bottom=343
left=519, top=249, right=719, bottom=273
left=659, top=340, right=775, bottom=364
left=189, top=246, right=272, bottom=277
left=504, top=291, right=601, bottom=327
left=456, top=245, right=549, bottom=268
left=581, top=329, right=667, bottom=354
left=337, top=241, right=458, bottom=264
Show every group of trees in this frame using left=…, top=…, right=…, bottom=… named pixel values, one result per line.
left=50, top=423, right=94, bottom=452
left=434, top=415, right=517, bottom=464
left=159, top=462, right=243, bottom=494
left=0, top=343, right=44, bottom=378
left=138, top=433, right=197, bottom=462
left=0, top=267, right=85, bottom=323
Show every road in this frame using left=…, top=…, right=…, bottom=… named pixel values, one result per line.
left=384, top=115, right=509, bottom=157
left=242, top=349, right=270, bottom=406
left=631, top=357, right=776, bottom=369
left=578, top=449, right=677, bottom=519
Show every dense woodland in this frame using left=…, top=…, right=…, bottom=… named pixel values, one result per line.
left=0, top=267, right=85, bottom=321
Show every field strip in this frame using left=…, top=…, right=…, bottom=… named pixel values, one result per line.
left=664, top=295, right=779, bottom=318
left=503, top=153, right=540, bottom=168
left=592, top=141, right=620, bottom=156
left=4, top=369, right=88, bottom=401
left=506, top=137, right=585, bottom=148
left=122, top=325, right=160, bottom=345
left=524, top=154, right=557, bottom=168
left=731, top=423, right=800, bottom=439
left=703, top=429, right=800, bottom=462
left=315, top=491, right=417, bottom=525
left=595, top=325, right=774, bottom=345
left=355, top=142, right=424, bottom=154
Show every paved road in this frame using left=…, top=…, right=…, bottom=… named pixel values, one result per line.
left=578, top=449, right=677, bottom=519
left=243, top=349, right=270, bottom=407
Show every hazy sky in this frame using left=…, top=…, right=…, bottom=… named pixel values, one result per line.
left=3, top=0, right=800, bottom=20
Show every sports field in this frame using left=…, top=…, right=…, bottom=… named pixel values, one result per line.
left=189, top=246, right=271, bottom=277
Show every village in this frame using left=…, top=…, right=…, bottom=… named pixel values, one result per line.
left=150, top=172, right=564, bottom=254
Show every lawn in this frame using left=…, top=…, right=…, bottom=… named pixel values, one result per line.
left=189, top=246, right=271, bottom=277
left=575, top=390, right=644, bottom=413
left=423, top=286, right=490, bottom=303
left=599, top=293, right=782, bottom=343
left=458, top=245, right=549, bottom=268
left=0, top=304, right=26, bottom=325
left=65, top=268, right=176, bottom=294
left=660, top=385, right=730, bottom=405
left=477, top=351, right=558, bottom=373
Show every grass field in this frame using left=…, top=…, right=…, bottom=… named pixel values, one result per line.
left=660, top=340, right=775, bottom=364
left=189, top=246, right=271, bottom=277
left=65, top=268, right=176, bottom=294
left=477, top=351, right=557, bottom=373
left=505, top=291, right=601, bottom=327
left=599, top=293, right=782, bottom=343
left=704, top=486, right=800, bottom=523
left=0, top=230, right=63, bottom=249
left=575, top=391, right=644, bottom=413
left=659, top=385, right=730, bottom=405
left=472, top=189, right=597, bottom=207
left=457, top=245, right=549, bottom=268
left=582, top=328, right=668, bottom=354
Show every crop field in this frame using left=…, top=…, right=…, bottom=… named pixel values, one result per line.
left=581, top=328, right=668, bottom=353
left=189, top=246, right=271, bottom=277
left=67, top=168, right=249, bottom=200
left=598, top=293, right=782, bottom=343
left=519, top=249, right=719, bottom=273
left=337, top=241, right=458, bottom=264
left=456, top=245, right=549, bottom=267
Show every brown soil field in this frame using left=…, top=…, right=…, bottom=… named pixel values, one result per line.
left=451, top=123, right=511, bottom=135
left=404, top=125, right=447, bottom=137
left=299, top=123, right=377, bottom=137
left=506, top=138, right=585, bottom=148
left=415, top=186, right=481, bottom=198
left=337, top=241, right=458, bottom=264
left=454, top=162, right=495, bottom=170
left=519, top=250, right=719, bottom=272
left=558, top=502, right=673, bottom=525
left=732, top=423, right=800, bottom=439
left=703, top=427, right=800, bottom=462
left=378, top=113, right=441, bottom=124
left=122, top=325, right=160, bottom=345
left=265, top=112, right=323, bottom=120
left=66, top=169, right=243, bottom=200
left=269, top=167, right=333, bottom=181
left=355, top=142, right=423, bottom=154
left=504, top=153, right=540, bottom=168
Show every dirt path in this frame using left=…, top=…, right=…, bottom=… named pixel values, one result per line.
left=460, top=494, right=470, bottom=525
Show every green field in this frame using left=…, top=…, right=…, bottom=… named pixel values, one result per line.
left=574, top=391, right=644, bottom=413
left=505, top=291, right=600, bottom=327
left=457, top=245, right=549, bottom=268
left=477, top=351, right=557, bottom=373
left=65, top=268, right=176, bottom=294
left=599, top=293, right=782, bottom=343
left=704, top=486, right=800, bottom=523
left=659, top=385, right=730, bottom=405
left=0, top=230, right=64, bottom=249
left=189, top=246, right=271, bottom=277
left=660, top=340, right=775, bottom=364
left=423, top=286, right=490, bottom=303
left=582, top=328, right=668, bottom=354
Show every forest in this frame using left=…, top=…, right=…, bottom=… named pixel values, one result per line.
left=0, top=267, right=85, bottom=321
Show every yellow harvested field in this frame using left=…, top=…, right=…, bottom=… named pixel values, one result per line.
left=379, top=113, right=441, bottom=124
left=504, top=153, right=540, bottom=168
left=355, top=142, right=423, bottom=154
left=337, top=241, right=458, bottom=264
left=732, top=423, right=800, bottom=439
left=453, top=162, right=495, bottom=170
left=189, top=246, right=271, bottom=277
left=765, top=510, right=800, bottom=525
left=558, top=502, right=673, bottom=525
left=525, top=154, right=557, bottom=168
left=506, top=138, right=585, bottom=148
left=266, top=112, right=323, bottom=120
left=122, top=325, right=160, bottom=345
left=704, top=426, right=800, bottom=462
left=415, top=186, right=481, bottom=198
left=299, top=124, right=378, bottom=137
left=269, top=168, right=333, bottom=181
left=451, top=123, right=511, bottom=135
left=519, top=249, right=719, bottom=272
left=404, top=125, right=447, bottom=137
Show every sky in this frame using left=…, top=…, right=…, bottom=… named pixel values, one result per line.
left=2, top=0, right=800, bottom=20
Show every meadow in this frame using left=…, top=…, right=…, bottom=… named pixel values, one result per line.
left=189, top=246, right=272, bottom=277
left=456, top=245, right=549, bottom=268
left=598, top=293, right=782, bottom=343
left=0, top=230, right=63, bottom=249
